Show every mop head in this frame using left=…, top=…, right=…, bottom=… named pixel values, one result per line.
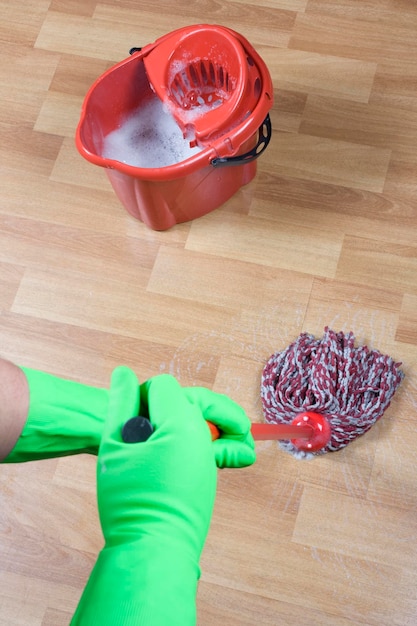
left=261, top=327, right=405, bottom=459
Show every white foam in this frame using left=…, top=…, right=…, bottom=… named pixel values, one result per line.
left=102, top=95, right=202, bottom=168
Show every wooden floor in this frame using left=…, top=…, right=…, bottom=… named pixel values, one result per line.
left=1, top=1, right=417, bottom=624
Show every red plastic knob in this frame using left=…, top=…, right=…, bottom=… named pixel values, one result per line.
left=290, top=412, right=331, bottom=452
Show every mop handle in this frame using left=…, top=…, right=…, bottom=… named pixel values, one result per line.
left=207, top=421, right=315, bottom=441
left=122, top=412, right=331, bottom=452
left=208, top=412, right=331, bottom=452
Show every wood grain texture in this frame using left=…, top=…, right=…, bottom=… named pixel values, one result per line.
left=1, top=1, right=416, bottom=624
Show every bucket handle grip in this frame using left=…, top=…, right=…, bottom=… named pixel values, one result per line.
left=211, top=114, right=271, bottom=168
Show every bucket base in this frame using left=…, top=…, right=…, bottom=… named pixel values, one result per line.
left=106, top=156, right=257, bottom=230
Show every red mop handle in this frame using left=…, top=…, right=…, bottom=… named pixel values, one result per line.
left=121, top=412, right=331, bottom=453
left=207, top=411, right=331, bottom=453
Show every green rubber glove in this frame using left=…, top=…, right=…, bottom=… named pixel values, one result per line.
left=184, top=386, right=256, bottom=469
left=71, top=367, right=256, bottom=626
left=3, top=367, right=108, bottom=463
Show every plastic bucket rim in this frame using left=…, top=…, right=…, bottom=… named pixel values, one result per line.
left=75, top=24, right=273, bottom=181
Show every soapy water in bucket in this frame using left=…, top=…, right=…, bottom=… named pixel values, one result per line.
left=102, top=94, right=204, bottom=168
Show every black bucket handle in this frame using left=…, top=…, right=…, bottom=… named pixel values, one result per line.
left=211, top=114, right=272, bottom=168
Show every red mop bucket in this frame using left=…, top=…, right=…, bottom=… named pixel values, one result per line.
left=76, top=25, right=273, bottom=230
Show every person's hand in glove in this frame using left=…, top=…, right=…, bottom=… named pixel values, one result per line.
left=71, top=367, right=255, bottom=626
left=183, top=385, right=256, bottom=469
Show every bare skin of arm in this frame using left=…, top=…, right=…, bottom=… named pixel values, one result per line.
left=0, top=358, right=29, bottom=461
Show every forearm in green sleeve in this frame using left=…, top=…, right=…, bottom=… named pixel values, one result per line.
left=70, top=538, right=200, bottom=626
left=3, top=367, right=108, bottom=463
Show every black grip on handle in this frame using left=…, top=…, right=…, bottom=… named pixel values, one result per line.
left=121, top=416, right=154, bottom=443
left=211, top=114, right=272, bottom=168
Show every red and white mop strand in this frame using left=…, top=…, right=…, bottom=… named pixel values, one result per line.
left=261, top=327, right=405, bottom=458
